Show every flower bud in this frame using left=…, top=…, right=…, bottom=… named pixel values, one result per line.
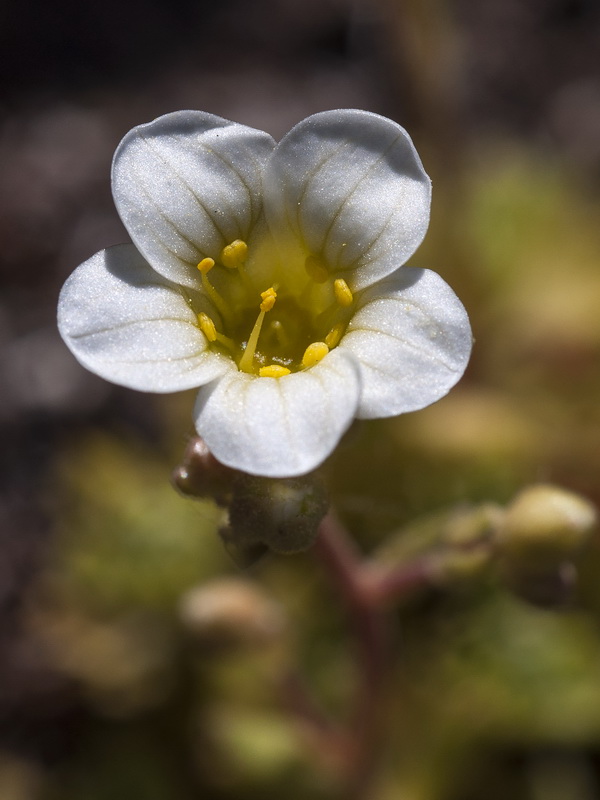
left=443, top=503, right=504, bottom=548
left=227, top=473, right=328, bottom=556
left=179, top=578, right=286, bottom=649
left=497, top=484, right=597, bottom=566
left=172, top=437, right=235, bottom=505
left=436, top=546, right=493, bottom=585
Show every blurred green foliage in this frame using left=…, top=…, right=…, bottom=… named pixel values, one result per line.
left=7, top=134, right=600, bottom=800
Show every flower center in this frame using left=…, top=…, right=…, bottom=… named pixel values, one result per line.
left=195, top=239, right=354, bottom=377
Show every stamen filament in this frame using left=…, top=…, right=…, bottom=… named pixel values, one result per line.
left=197, top=260, right=229, bottom=320
left=215, top=331, right=236, bottom=350
left=238, top=287, right=277, bottom=373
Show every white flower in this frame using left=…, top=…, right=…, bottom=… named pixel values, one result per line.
left=58, top=109, right=472, bottom=477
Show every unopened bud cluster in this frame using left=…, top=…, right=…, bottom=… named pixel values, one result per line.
left=496, top=484, right=596, bottom=565
left=494, top=484, right=597, bottom=608
left=173, top=437, right=328, bottom=561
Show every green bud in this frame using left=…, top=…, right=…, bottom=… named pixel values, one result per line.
left=172, top=437, right=235, bottom=505
left=443, top=503, right=504, bottom=548
left=437, top=546, right=494, bottom=584
left=497, top=484, right=597, bottom=566
left=227, top=473, right=328, bottom=556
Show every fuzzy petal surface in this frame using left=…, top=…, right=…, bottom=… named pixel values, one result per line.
left=112, top=111, right=276, bottom=289
left=339, top=268, right=472, bottom=418
left=263, top=109, right=431, bottom=290
left=58, top=244, right=232, bottom=392
left=193, top=349, right=361, bottom=477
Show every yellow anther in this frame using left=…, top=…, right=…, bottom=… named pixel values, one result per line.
left=196, top=257, right=215, bottom=274
left=260, top=287, right=277, bottom=312
left=221, top=239, right=248, bottom=269
left=325, top=322, right=346, bottom=349
left=259, top=365, right=291, bottom=378
left=334, top=278, right=354, bottom=307
left=305, top=255, right=329, bottom=283
left=302, top=341, right=329, bottom=368
left=198, top=312, right=217, bottom=342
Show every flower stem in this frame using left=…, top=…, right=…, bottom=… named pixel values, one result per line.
left=313, top=512, right=389, bottom=798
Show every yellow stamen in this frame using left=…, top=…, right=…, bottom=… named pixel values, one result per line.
left=302, top=341, right=329, bottom=368
left=325, top=321, right=346, bottom=349
left=259, top=365, right=291, bottom=378
left=221, top=239, right=248, bottom=269
left=198, top=313, right=235, bottom=350
left=196, top=260, right=229, bottom=319
left=198, top=312, right=217, bottom=342
left=197, top=257, right=215, bottom=274
left=215, top=332, right=235, bottom=349
left=305, top=255, right=329, bottom=283
left=334, top=278, right=353, bottom=307
left=238, top=287, right=277, bottom=373
left=260, top=287, right=277, bottom=312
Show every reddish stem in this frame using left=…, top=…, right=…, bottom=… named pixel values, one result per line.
left=313, top=512, right=389, bottom=797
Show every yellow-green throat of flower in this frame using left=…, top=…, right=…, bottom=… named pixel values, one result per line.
left=195, top=238, right=353, bottom=377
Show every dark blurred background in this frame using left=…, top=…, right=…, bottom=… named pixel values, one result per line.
left=2, top=0, right=600, bottom=798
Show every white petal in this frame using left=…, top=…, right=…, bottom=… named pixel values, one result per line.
left=112, top=111, right=276, bottom=289
left=193, top=349, right=361, bottom=477
left=263, top=109, right=431, bottom=290
left=339, top=268, right=472, bottom=418
left=58, top=244, right=232, bottom=392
